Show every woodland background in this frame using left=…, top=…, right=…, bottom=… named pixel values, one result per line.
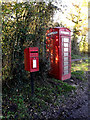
left=1, top=1, right=89, bottom=119
left=2, top=1, right=88, bottom=83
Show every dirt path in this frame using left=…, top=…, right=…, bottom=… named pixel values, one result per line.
left=42, top=71, right=89, bottom=120
left=52, top=72, right=89, bottom=120
left=57, top=80, right=88, bottom=120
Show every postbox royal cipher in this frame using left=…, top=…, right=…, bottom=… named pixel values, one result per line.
left=24, top=47, right=39, bottom=72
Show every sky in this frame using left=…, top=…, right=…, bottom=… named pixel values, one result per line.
left=53, top=0, right=88, bottom=29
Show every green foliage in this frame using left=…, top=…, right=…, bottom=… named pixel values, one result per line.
left=3, top=77, right=75, bottom=119
left=71, top=59, right=88, bottom=81
left=3, top=94, right=29, bottom=119
left=71, top=52, right=82, bottom=59
left=2, top=2, right=58, bottom=119
left=2, top=1, right=88, bottom=119
left=79, top=37, right=88, bottom=53
left=3, top=55, right=88, bottom=119
left=52, top=79, right=76, bottom=93
left=2, top=2, right=55, bottom=84
left=71, top=71, right=85, bottom=81
left=67, top=4, right=88, bottom=55
left=71, top=60, right=88, bottom=72
left=89, top=44, right=90, bottom=53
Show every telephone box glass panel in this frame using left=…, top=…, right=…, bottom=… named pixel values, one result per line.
left=64, top=62, right=68, bottom=66
left=64, top=66, right=68, bottom=70
left=64, top=52, right=68, bottom=56
left=64, top=57, right=68, bottom=61
left=64, top=38, right=69, bottom=42
left=64, top=43, right=68, bottom=47
left=64, top=70, right=68, bottom=75
left=64, top=48, right=68, bottom=52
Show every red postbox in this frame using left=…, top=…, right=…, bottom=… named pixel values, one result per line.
left=24, top=47, right=39, bottom=72
left=46, top=27, right=71, bottom=80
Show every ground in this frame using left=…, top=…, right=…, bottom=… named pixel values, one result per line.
left=2, top=58, right=89, bottom=120
left=57, top=76, right=88, bottom=120
left=37, top=71, right=89, bottom=120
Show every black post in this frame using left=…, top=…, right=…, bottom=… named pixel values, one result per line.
left=30, top=72, right=34, bottom=96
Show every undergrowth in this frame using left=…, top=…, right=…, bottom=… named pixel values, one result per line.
left=71, top=58, right=88, bottom=81
left=2, top=56, right=88, bottom=119
left=2, top=78, right=75, bottom=119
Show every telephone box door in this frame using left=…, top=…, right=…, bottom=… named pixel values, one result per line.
left=61, top=36, right=71, bottom=80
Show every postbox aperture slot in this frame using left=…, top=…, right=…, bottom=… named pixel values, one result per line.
left=31, top=51, right=38, bottom=53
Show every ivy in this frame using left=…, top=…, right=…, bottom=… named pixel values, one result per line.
left=2, top=2, right=56, bottom=85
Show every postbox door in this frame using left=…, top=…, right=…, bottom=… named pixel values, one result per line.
left=30, top=57, right=39, bottom=72
left=61, top=36, right=71, bottom=79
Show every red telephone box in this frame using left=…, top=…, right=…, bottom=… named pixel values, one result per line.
left=46, top=27, right=71, bottom=80
left=24, top=47, right=39, bottom=72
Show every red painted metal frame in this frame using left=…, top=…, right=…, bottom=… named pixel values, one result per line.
left=46, top=27, right=71, bottom=80
left=24, top=47, right=39, bottom=72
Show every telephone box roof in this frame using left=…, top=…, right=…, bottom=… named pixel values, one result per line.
left=52, top=27, right=71, bottom=31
